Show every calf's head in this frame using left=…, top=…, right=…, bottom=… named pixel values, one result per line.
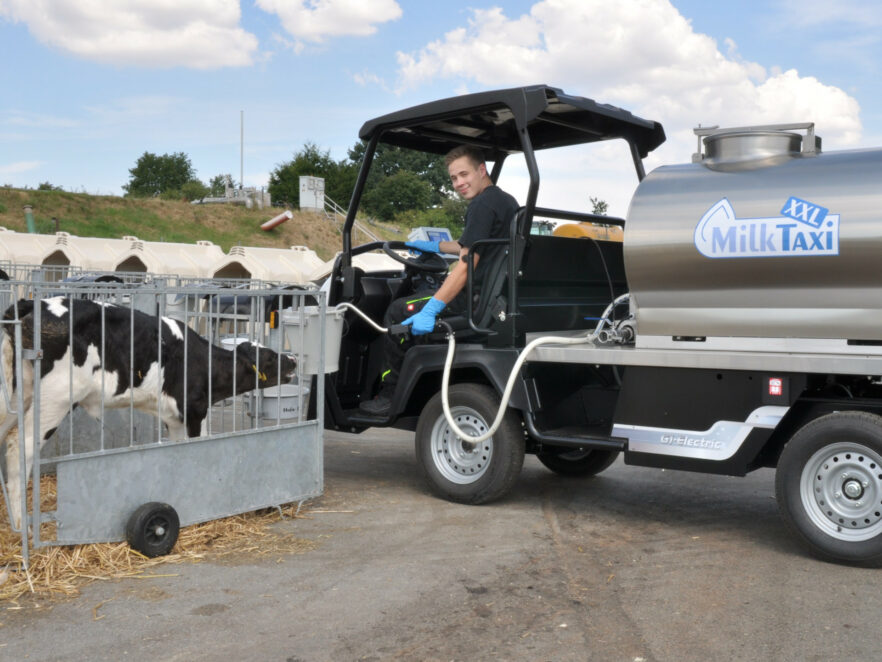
left=237, top=342, right=297, bottom=387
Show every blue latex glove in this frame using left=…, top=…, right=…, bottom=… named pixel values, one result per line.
left=402, top=296, right=446, bottom=335
left=405, top=240, right=441, bottom=254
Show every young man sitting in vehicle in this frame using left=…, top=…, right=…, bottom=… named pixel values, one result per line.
left=359, top=145, right=519, bottom=416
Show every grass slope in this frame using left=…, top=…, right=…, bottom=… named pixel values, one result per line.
left=0, top=188, right=399, bottom=261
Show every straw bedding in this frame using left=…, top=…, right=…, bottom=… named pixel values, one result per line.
left=0, top=475, right=315, bottom=603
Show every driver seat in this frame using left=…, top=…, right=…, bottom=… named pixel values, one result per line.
left=435, top=207, right=527, bottom=340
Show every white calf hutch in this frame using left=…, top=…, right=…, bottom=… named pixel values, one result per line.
left=0, top=229, right=59, bottom=266
left=210, top=245, right=324, bottom=282
left=114, top=238, right=226, bottom=278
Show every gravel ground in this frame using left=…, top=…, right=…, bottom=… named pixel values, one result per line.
left=4, top=427, right=881, bottom=661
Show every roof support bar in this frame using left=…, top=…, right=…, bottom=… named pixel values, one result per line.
left=342, top=133, right=379, bottom=265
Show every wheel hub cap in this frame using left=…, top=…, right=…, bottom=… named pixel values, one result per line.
left=843, top=479, right=864, bottom=500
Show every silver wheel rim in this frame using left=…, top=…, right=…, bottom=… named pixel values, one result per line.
left=800, top=442, right=882, bottom=542
left=430, top=405, right=493, bottom=485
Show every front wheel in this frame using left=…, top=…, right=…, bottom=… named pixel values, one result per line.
left=776, top=411, right=882, bottom=566
left=415, top=383, right=525, bottom=504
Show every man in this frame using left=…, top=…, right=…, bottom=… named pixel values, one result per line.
left=359, top=145, right=519, bottom=415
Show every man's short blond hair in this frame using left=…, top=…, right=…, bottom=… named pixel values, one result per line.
left=445, top=145, right=486, bottom=169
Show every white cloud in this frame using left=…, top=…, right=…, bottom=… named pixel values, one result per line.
left=352, top=70, right=390, bottom=91
left=257, top=0, right=401, bottom=48
left=5, top=111, right=78, bottom=129
left=0, top=0, right=258, bottom=69
left=395, top=0, right=862, bottom=150
left=0, top=160, right=43, bottom=175
left=392, top=0, right=866, bottom=215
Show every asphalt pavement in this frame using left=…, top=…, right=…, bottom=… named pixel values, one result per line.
left=4, top=427, right=882, bottom=661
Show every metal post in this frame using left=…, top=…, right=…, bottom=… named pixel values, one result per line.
left=23, top=205, right=36, bottom=234
left=13, top=320, right=29, bottom=569
left=31, top=291, right=42, bottom=551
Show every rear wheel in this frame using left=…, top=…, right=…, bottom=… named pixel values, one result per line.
left=776, top=411, right=882, bottom=566
left=415, top=383, right=525, bottom=504
left=536, top=447, right=619, bottom=476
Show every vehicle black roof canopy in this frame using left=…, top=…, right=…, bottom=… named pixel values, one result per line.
left=358, top=84, right=665, bottom=159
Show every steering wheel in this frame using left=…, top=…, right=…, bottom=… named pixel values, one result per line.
left=382, top=241, right=450, bottom=274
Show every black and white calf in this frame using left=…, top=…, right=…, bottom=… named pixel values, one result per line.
left=0, top=296, right=296, bottom=529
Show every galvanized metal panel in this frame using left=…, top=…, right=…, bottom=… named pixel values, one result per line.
left=526, top=332, right=882, bottom=375
left=54, top=422, right=322, bottom=544
left=43, top=408, right=159, bottom=460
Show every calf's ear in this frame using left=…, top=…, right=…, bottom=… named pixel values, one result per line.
left=234, top=341, right=256, bottom=356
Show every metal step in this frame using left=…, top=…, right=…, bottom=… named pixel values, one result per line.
left=525, top=415, right=626, bottom=451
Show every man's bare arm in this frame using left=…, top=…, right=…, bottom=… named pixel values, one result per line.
left=438, top=239, right=461, bottom=254
left=432, top=245, right=479, bottom=305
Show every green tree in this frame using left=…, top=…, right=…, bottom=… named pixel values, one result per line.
left=268, top=142, right=356, bottom=209
left=362, top=170, right=434, bottom=221
left=590, top=196, right=608, bottom=215
left=349, top=142, right=452, bottom=214
left=326, top=161, right=358, bottom=208
left=123, top=152, right=196, bottom=197
left=181, top=179, right=210, bottom=202
left=268, top=141, right=451, bottom=217
left=209, top=174, right=236, bottom=197
left=395, top=196, right=469, bottom=235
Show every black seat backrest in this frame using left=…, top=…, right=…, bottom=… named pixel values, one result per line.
left=443, top=207, right=526, bottom=336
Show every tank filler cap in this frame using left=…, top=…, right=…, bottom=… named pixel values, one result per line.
left=692, top=122, right=820, bottom=164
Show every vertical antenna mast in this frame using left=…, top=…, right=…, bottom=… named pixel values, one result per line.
left=240, top=110, right=244, bottom=189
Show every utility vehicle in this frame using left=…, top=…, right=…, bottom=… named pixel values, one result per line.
left=317, top=85, right=882, bottom=566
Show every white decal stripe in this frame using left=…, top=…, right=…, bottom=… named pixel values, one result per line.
left=615, top=406, right=789, bottom=461
left=745, top=406, right=790, bottom=428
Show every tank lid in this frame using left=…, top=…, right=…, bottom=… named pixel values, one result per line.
left=693, top=122, right=820, bottom=164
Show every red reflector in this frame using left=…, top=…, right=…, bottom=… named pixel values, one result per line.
left=407, top=304, right=415, bottom=311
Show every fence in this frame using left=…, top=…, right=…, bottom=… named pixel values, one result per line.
left=0, top=278, right=326, bottom=569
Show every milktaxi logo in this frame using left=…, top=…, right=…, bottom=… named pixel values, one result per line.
left=694, top=197, right=840, bottom=258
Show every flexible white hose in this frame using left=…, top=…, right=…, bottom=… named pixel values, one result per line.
left=338, top=293, right=629, bottom=443
left=335, top=302, right=389, bottom=333
left=439, top=294, right=629, bottom=443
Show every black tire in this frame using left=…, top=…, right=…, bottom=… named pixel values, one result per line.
left=776, top=411, right=882, bottom=566
left=415, top=383, right=525, bottom=504
left=536, top=447, right=619, bottom=477
left=126, top=502, right=180, bottom=558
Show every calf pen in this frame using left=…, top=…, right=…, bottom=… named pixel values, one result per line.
left=0, top=278, right=327, bottom=571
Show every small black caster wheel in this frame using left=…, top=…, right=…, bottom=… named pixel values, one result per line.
left=126, top=502, right=180, bottom=558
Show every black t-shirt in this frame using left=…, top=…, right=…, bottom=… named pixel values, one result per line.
left=457, top=185, right=519, bottom=290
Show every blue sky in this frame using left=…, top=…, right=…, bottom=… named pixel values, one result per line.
left=1, top=0, right=880, bottom=214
